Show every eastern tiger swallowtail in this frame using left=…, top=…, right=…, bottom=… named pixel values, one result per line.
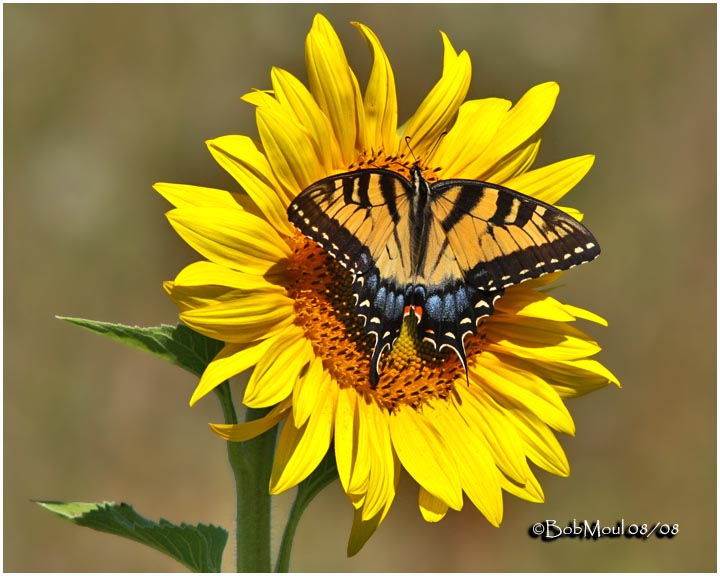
left=288, top=165, right=600, bottom=388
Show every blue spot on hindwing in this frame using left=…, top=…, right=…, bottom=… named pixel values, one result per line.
left=426, top=294, right=442, bottom=318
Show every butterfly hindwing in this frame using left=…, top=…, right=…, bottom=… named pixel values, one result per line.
left=351, top=271, right=407, bottom=385
left=288, top=167, right=600, bottom=387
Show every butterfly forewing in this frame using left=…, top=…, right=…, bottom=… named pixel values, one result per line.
left=288, top=167, right=600, bottom=388
left=430, top=179, right=600, bottom=291
left=289, top=170, right=410, bottom=274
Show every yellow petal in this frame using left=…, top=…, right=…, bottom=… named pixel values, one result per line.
left=440, top=29, right=459, bottom=66
left=269, top=416, right=302, bottom=492
left=154, top=182, right=261, bottom=214
left=334, top=385, right=363, bottom=495
left=434, top=98, right=512, bottom=179
left=503, top=155, right=595, bottom=205
left=179, top=292, right=295, bottom=344
left=347, top=499, right=389, bottom=557
left=506, top=410, right=570, bottom=476
left=165, top=281, right=238, bottom=312
left=458, top=383, right=533, bottom=485
left=174, top=261, right=285, bottom=293
left=389, top=407, right=463, bottom=511
left=190, top=333, right=294, bottom=405
left=346, top=451, right=399, bottom=556
left=353, top=418, right=382, bottom=503
left=207, top=136, right=295, bottom=235
left=471, top=353, right=576, bottom=436
left=495, top=288, right=577, bottom=322
left=240, top=88, right=274, bottom=107
left=244, top=335, right=313, bottom=408
left=486, top=316, right=601, bottom=361
left=500, top=468, right=545, bottom=503
left=556, top=206, right=584, bottom=221
left=305, top=14, right=365, bottom=164
left=292, top=356, right=326, bottom=428
left=562, top=303, right=608, bottom=326
left=358, top=401, right=396, bottom=521
left=522, top=270, right=565, bottom=289
left=401, top=33, right=471, bottom=160
left=166, top=207, right=290, bottom=274
left=477, top=82, right=559, bottom=169
left=503, top=355, right=619, bottom=399
left=256, top=105, right=324, bottom=195
left=270, top=376, right=337, bottom=493
left=563, top=357, right=620, bottom=387
left=418, top=488, right=448, bottom=522
left=431, top=400, right=503, bottom=526
left=484, top=132, right=542, bottom=183
left=209, top=398, right=292, bottom=441
left=270, top=67, right=342, bottom=171
left=352, top=21, right=398, bottom=155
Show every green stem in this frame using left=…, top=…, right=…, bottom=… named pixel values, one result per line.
left=275, top=490, right=311, bottom=573
left=275, top=451, right=338, bottom=572
left=215, top=381, right=239, bottom=425
left=214, top=382, right=276, bottom=573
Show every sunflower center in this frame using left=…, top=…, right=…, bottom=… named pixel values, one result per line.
left=348, top=151, right=443, bottom=183
left=285, top=234, right=483, bottom=411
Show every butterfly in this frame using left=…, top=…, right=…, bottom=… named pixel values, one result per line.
left=288, top=165, right=600, bottom=388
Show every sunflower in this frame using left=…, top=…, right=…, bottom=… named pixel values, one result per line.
left=157, top=13, right=618, bottom=555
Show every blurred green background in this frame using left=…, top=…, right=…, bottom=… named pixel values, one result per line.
left=5, top=4, right=716, bottom=572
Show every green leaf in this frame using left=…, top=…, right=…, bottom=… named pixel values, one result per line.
left=58, top=318, right=223, bottom=377
left=35, top=500, right=227, bottom=572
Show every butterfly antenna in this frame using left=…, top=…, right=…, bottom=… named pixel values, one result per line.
left=403, top=133, right=447, bottom=168
left=427, top=131, right=447, bottom=164
left=404, top=136, right=418, bottom=166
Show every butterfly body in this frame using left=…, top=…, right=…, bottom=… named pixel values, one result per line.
left=288, top=166, right=600, bottom=387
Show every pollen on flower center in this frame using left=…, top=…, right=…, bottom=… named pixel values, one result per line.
left=348, top=151, right=443, bottom=183
left=284, top=233, right=479, bottom=411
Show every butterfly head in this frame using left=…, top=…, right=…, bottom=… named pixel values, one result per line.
left=409, top=164, right=425, bottom=189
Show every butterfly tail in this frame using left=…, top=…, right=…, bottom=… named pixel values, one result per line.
left=418, top=284, right=504, bottom=381
left=353, top=271, right=406, bottom=389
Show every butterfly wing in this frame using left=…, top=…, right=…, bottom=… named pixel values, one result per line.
left=409, top=211, right=502, bottom=375
left=430, top=179, right=600, bottom=289
left=419, top=178, right=600, bottom=366
left=288, top=169, right=416, bottom=386
left=289, top=168, right=601, bottom=389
